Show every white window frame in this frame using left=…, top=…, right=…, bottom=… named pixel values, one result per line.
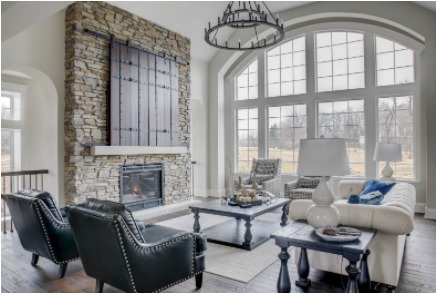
left=225, top=22, right=423, bottom=181
left=1, top=82, right=26, bottom=172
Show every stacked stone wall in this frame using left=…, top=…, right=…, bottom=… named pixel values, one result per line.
left=64, top=1, right=191, bottom=204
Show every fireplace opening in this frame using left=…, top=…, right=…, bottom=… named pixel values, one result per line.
left=120, top=164, right=164, bottom=211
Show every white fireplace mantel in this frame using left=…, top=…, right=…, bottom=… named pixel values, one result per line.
left=90, top=146, right=188, bottom=156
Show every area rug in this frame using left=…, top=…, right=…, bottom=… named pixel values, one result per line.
left=155, top=213, right=293, bottom=283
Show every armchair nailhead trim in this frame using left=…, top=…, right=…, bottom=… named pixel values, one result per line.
left=33, top=201, right=79, bottom=264
left=113, top=218, right=199, bottom=293
left=114, top=221, right=137, bottom=292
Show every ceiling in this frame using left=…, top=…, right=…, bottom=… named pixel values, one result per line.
left=107, top=1, right=312, bottom=61
left=2, top=1, right=435, bottom=62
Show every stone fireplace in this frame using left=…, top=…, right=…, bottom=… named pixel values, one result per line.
left=120, top=164, right=164, bottom=211
left=64, top=1, right=191, bottom=205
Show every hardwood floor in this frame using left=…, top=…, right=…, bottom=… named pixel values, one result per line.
left=1, top=202, right=435, bottom=293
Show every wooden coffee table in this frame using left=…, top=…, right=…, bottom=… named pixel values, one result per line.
left=189, top=198, right=291, bottom=250
left=271, top=221, right=376, bottom=293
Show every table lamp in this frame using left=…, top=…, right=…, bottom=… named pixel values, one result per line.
left=373, top=143, right=402, bottom=182
left=297, top=138, right=350, bottom=229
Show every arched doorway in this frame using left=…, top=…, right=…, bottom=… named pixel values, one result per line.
left=1, top=66, right=62, bottom=205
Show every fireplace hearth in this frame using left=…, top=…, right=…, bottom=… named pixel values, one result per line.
left=120, top=164, right=164, bottom=211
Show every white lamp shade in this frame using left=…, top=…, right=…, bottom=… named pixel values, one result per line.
left=373, top=143, right=402, bottom=162
left=297, top=138, right=350, bottom=176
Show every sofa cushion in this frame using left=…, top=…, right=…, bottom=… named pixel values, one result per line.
left=81, top=198, right=145, bottom=243
left=361, top=179, right=396, bottom=196
left=348, top=191, right=384, bottom=205
left=17, top=189, right=63, bottom=221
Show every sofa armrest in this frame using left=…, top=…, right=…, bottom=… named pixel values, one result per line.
left=335, top=201, right=414, bottom=234
left=289, top=199, right=313, bottom=221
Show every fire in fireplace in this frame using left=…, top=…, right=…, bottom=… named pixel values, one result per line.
left=120, top=164, right=164, bottom=211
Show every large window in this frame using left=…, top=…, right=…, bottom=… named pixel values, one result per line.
left=237, top=108, right=258, bottom=171
left=318, top=99, right=365, bottom=175
left=268, top=104, right=306, bottom=173
left=1, top=88, right=23, bottom=172
left=230, top=26, right=420, bottom=180
left=378, top=96, right=414, bottom=178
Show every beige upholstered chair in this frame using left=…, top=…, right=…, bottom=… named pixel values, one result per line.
left=236, top=158, right=282, bottom=196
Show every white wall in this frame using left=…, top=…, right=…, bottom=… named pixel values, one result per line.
left=1, top=10, right=66, bottom=205
left=208, top=2, right=435, bottom=214
left=190, top=58, right=209, bottom=196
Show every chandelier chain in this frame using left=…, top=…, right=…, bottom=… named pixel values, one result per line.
left=204, top=1, right=284, bottom=50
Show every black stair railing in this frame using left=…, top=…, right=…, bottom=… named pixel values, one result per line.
left=1, top=169, right=49, bottom=234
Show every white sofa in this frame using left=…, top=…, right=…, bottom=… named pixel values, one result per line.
left=289, top=180, right=416, bottom=288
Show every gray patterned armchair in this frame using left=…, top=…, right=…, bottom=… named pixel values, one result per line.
left=283, top=176, right=335, bottom=201
left=237, top=158, right=282, bottom=196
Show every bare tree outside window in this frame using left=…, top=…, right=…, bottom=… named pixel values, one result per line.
left=318, top=99, right=365, bottom=175
left=268, top=105, right=307, bottom=173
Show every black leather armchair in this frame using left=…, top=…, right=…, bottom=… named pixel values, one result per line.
left=5, top=189, right=79, bottom=278
left=65, top=198, right=207, bottom=293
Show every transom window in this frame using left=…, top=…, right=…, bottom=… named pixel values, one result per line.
left=236, top=60, right=258, bottom=101
left=376, top=36, right=414, bottom=86
left=316, top=31, right=365, bottom=92
left=230, top=26, right=420, bottom=181
left=267, top=36, right=306, bottom=97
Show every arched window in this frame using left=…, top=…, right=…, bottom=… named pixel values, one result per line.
left=229, top=25, right=421, bottom=181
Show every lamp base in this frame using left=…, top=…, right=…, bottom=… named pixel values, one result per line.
left=307, top=204, right=340, bottom=229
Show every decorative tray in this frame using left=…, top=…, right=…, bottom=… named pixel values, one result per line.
left=315, top=226, right=362, bottom=242
left=228, top=199, right=263, bottom=207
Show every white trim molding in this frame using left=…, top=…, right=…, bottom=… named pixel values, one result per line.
left=415, top=203, right=426, bottom=213
left=424, top=207, right=436, bottom=220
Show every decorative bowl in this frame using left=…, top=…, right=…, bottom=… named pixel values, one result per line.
left=315, top=226, right=361, bottom=243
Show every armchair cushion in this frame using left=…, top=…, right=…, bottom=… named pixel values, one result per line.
left=139, top=224, right=187, bottom=245
left=254, top=174, right=274, bottom=184
left=80, top=198, right=145, bottom=243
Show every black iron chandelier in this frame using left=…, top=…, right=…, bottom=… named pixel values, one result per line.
left=204, top=1, right=284, bottom=50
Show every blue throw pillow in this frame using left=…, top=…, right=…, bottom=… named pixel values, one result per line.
left=360, top=191, right=384, bottom=205
left=360, top=179, right=395, bottom=196
left=348, top=194, right=361, bottom=204
left=348, top=191, right=384, bottom=205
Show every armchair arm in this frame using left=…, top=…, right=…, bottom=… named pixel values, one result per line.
left=262, top=174, right=281, bottom=196
left=284, top=179, right=299, bottom=197
left=135, top=220, right=146, bottom=232
left=118, top=222, right=198, bottom=293
left=36, top=201, right=79, bottom=263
